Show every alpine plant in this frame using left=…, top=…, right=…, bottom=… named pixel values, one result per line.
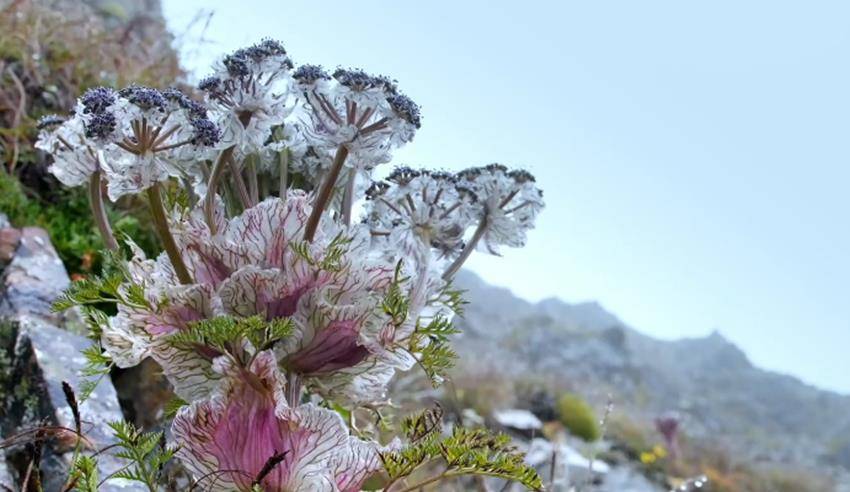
left=44, top=39, right=545, bottom=491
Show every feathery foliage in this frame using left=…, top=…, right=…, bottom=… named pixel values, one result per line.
left=382, top=406, right=543, bottom=491
left=108, top=421, right=175, bottom=491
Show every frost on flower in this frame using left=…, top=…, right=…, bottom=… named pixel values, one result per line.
left=173, top=351, right=381, bottom=491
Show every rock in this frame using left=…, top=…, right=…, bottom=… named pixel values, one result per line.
left=112, top=359, right=173, bottom=429
left=0, top=227, right=71, bottom=326
left=0, top=226, right=145, bottom=490
left=461, top=408, right=485, bottom=426
left=523, top=438, right=609, bottom=491
left=0, top=457, right=12, bottom=490
left=0, top=213, right=9, bottom=229
left=0, top=227, right=21, bottom=267
left=597, top=466, right=664, bottom=492
left=2, top=319, right=144, bottom=491
left=494, top=409, right=543, bottom=432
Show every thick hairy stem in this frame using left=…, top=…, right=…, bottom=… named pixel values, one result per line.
left=245, top=155, right=259, bottom=205
left=304, top=145, right=349, bottom=242
left=204, top=146, right=235, bottom=234
left=341, top=168, right=357, bottom=226
left=229, top=157, right=253, bottom=209
left=147, top=183, right=193, bottom=285
left=88, top=171, right=119, bottom=251
left=442, top=216, right=488, bottom=280
left=278, top=148, right=289, bottom=201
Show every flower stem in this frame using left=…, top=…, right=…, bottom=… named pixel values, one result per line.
left=341, top=168, right=356, bottom=226
left=229, top=157, right=252, bottom=209
left=246, top=154, right=259, bottom=205
left=147, top=183, right=192, bottom=285
left=304, top=145, right=349, bottom=242
left=442, top=216, right=488, bottom=280
left=88, top=171, right=118, bottom=251
left=205, top=146, right=235, bottom=234
left=278, top=148, right=289, bottom=201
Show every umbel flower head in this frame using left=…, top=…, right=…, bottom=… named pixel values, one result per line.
left=290, top=65, right=421, bottom=190
left=38, top=85, right=220, bottom=200
left=456, top=163, right=544, bottom=255
left=200, top=39, right=295, bottom=158
left=365, top=167, right=476, bottom=263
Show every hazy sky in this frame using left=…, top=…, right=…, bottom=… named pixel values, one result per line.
left=163, top=0, right=850, bottom=394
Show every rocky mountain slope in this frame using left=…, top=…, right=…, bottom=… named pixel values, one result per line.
left=451, top=270, right=850, bottom=488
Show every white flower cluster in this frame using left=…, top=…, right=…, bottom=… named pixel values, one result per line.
left=42, top=39, right=544, bottom=491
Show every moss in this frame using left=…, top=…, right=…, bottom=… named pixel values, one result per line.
left=555, top=393, right=601, bottom=442
left=0, top=169, right=158, bottom=275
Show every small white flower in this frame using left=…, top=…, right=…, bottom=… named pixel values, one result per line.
left=199, top=39, right=295, bottom=159
left=36, top=115, right=100, bottom=187
left=457, top=164, right=544, bottom=255
left=365, top=167, right=476, bottom=263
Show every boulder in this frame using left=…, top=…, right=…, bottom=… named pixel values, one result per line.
left=493, top=408, right=544, bottom=432
left=523, top=438, right=609, bottom=488
left=0, top=227, right=75, bottom=327
left=0, top=226, right=144, bottom=490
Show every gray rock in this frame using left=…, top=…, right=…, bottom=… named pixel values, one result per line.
left=0, top=227, right=71, bottom=326
left=0, top=226, right=145, bottom=490
left=522, top=438, right=609, bottom=491
left=0, top=213, right=9, bottom=229
left=2, top=318, right=144, bottom=491
left=0, top=456, right=12, bottom=490
left=494, top=409, right=543, bottom=432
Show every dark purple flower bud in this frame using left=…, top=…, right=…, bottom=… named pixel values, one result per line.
left=121, top=86, right=166, bottom=111
left=190, top=118, right=221, bottom=147
left=244, top=39, right=290, bottom=65
left=37, top=114, right=65, bottom=130
left=292, top=64, right=331, bottom=85
left=372, top=74, right=398, bottom=95
left=456, top=167, right=484, bottom=181
left=428, top=170, right=456, bottom=182
left=80, top=87, right=116, bottom=114
left=387, top=166, right=422, bottom=185
left=162, top=87, right=208, bottom=119
left=223, top=54, right=251, bottom=78
left=484, top=163, right=509, bottom=174
left=84, top=111, right=116, bottom=139
left=198, top=76, right=222, bottom=93
left=365, top=181, right=390, bottom=200
left=508, top=169, right=537, bottom=184
left=387, top=94, right=421, bottom=129
left=333, top=68, right=379, bottom=91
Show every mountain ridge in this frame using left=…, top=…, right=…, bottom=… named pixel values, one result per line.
left=450, top=269, right=850, bottom=486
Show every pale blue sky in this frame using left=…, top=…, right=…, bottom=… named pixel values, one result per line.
left=163, top=0, right=850, bottom=394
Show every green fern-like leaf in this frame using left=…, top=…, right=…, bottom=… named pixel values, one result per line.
left=163, top=396, right=189, bottom=419
left=383, top=409, right=543, bottom=491
left=108, top=420, right=173, bottom=489
left=70, top=455, right=99, bottom=492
